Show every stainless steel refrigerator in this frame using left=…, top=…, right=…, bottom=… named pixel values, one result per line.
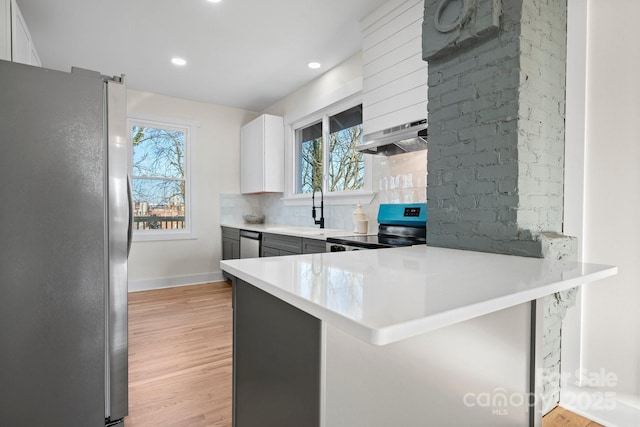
left=0, top=59, right=130, bottom=426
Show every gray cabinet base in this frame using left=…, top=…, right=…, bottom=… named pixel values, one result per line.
left=233, top=279, right=320, bottom=427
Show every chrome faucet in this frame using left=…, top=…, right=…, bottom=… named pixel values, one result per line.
left=312, top=186, right=325, bottom=229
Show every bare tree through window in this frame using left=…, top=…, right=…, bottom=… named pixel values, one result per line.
left=297, top=104, right=363, bottom=194
left=298, top=122, right=323, bottom=193
left=131, top=124, right=187, bottom=230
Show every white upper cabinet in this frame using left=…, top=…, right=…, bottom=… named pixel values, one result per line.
left=0, top=0, right=10, bottom=60
left=240, top=114, right=284, bottom=194
left=1, top=0, right=41, bottom=66
left=361, top=0, right=427, bottom=134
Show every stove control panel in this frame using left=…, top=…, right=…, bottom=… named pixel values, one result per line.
left=377, top=203, right=427, bottom=226
left=404, top=207, right=421, bottom=217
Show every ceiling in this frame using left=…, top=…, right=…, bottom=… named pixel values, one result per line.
left=17, top=0, right=389, bottom=112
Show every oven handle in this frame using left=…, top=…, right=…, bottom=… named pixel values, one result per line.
left=326, top=243, right=347, bottom=252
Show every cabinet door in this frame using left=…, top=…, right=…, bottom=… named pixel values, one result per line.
left=11, top=0, right=31, bottom=65
left=262, top=233, right=302, bottom=254
left=0, top=0, right=10, bottom=61
left=240, top=116, right=264, bottom=194
left=223, top=238, right=240, bottom=260
left=262, top=115, right=284, bottom=192
left=232, top=240, right=240, bottom=259
left=10, top=0, right=39, bottom=66
left=234, top=280, right=320, bottom=427
left=279, top=249, right=299, bottom=257
left=302, top=238, right=327, bottom=254
left=240, top=114, right=283, bottom=194
left=222, top=227, right=241, bottom=260
left=29, top=41, right=40, bottom=66
left=261, top=246, right=280, bottom=258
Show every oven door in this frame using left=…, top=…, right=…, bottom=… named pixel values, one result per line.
left=326, top=243, right=369, bottom=252
left=327, top=243, right=346, bottom=252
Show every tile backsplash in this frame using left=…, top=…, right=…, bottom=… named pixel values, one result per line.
left=373, top=150, right=427, bottom=203
left=220, top=193, right=379, bottom=232
left=219, top=193, right=262, bottom=223
left=221, top=150, right=427, bottom=232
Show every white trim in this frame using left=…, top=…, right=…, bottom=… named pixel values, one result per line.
left=560, top=385, right=640, bottom=427
left=127, top=113, right=201, bottom=129
left=130, top=229, right=196, bottom=242
left=563, top=0, right=588, bottom=261
left=128, top=115, right=197, bottom=241
left=285, top=93, right=374, bottom=201
left=561, top=0, right=589, bottom=395
left=283, top=80, right=365, bottom=201
left=283, top=77, right=363, bottom=125
left=128, top=272, right=225, bottom=292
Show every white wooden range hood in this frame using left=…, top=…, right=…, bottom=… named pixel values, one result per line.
left=357, top=0, right=428, bottom=156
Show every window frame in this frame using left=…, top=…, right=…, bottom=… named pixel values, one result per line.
left=284, top=95, right=374, bottom=206
left=128, top=114, right=198, bottom=242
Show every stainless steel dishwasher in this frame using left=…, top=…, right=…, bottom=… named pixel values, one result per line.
left=240, top=230, right=261, bottom=258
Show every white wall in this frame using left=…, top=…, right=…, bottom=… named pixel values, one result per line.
left=580, top=0, right=640, bottom=411
left=127, top=89, right=256, bottom=290
left=263, top=53, right=364, bottom=121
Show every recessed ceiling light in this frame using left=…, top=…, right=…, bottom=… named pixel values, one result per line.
left=308, top=62, right=321, bottom=69
left=171, top=57, right=187, bottom=66
left=207, top=0, right=222, bottom=3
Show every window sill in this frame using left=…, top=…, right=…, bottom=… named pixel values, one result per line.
left=132, top=230, right=196, bottom=242
left=281, top=191, right=375, bottom=207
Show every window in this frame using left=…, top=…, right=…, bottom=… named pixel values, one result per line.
left=296, top=104, right=365, bottom=195
left=129, top=117, right=193, bottom=240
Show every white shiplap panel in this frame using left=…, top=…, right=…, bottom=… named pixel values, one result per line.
left=362, top=1, right=424, bottom=55
left=364, top=68, right=427, bottom=107
left=364, top=53, right=426, bottom=94
left=363, top=17, right=423, bottom=65
left=363, top=35, right=423, bottom=80
left=364, top=86, right=427, bottom=122
left=361, top=0, right=422, bottom=38
left=361, top=0, right=427, bottom=135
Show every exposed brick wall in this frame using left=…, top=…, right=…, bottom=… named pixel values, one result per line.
left=422, top=0, right=573, bottom=414
left=517, top=0, right=567, bottom=234
left=423, top=0, right=567, bottom=257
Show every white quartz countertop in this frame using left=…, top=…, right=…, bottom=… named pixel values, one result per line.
left=220, top=246, right=616, bottom=345
left=221, top=223, right=355, bottom=241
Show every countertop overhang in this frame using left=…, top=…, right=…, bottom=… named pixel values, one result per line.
left=220, top=246, right=616, bottom=345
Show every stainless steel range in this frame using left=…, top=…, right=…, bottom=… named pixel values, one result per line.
left=326, top=203, right=427, bottom=251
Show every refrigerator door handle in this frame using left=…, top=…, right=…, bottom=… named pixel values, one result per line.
left=105, top=76, right=129, bottom=423
left=127, top=175, right=133, bottom=257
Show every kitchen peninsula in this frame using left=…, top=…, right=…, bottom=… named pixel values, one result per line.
left=221, top=247, right=615, bottom=427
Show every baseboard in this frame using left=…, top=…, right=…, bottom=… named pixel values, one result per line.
left=128, top=271, right=226, bottom=292
left=560, top=385, right=640, bottom=427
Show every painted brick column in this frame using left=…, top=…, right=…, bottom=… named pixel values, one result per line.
left=424, top=0, right=567, bottom=256
left=422, top=0, right=574, bottom=414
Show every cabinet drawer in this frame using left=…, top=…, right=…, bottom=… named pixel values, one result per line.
left=302, top=238, right=326, bottom=254
left=261, top=246, right=281, bottom=258
left=262, top=233, right=302, bottom=254
left=222, top=226, right=240, bottom=240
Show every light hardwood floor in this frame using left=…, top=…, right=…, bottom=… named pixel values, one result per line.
left=127, top=282, right=233, bottom=427
left=543, top=406, right=603, bottom=427
left=126, top=282, right=599, bottom=427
